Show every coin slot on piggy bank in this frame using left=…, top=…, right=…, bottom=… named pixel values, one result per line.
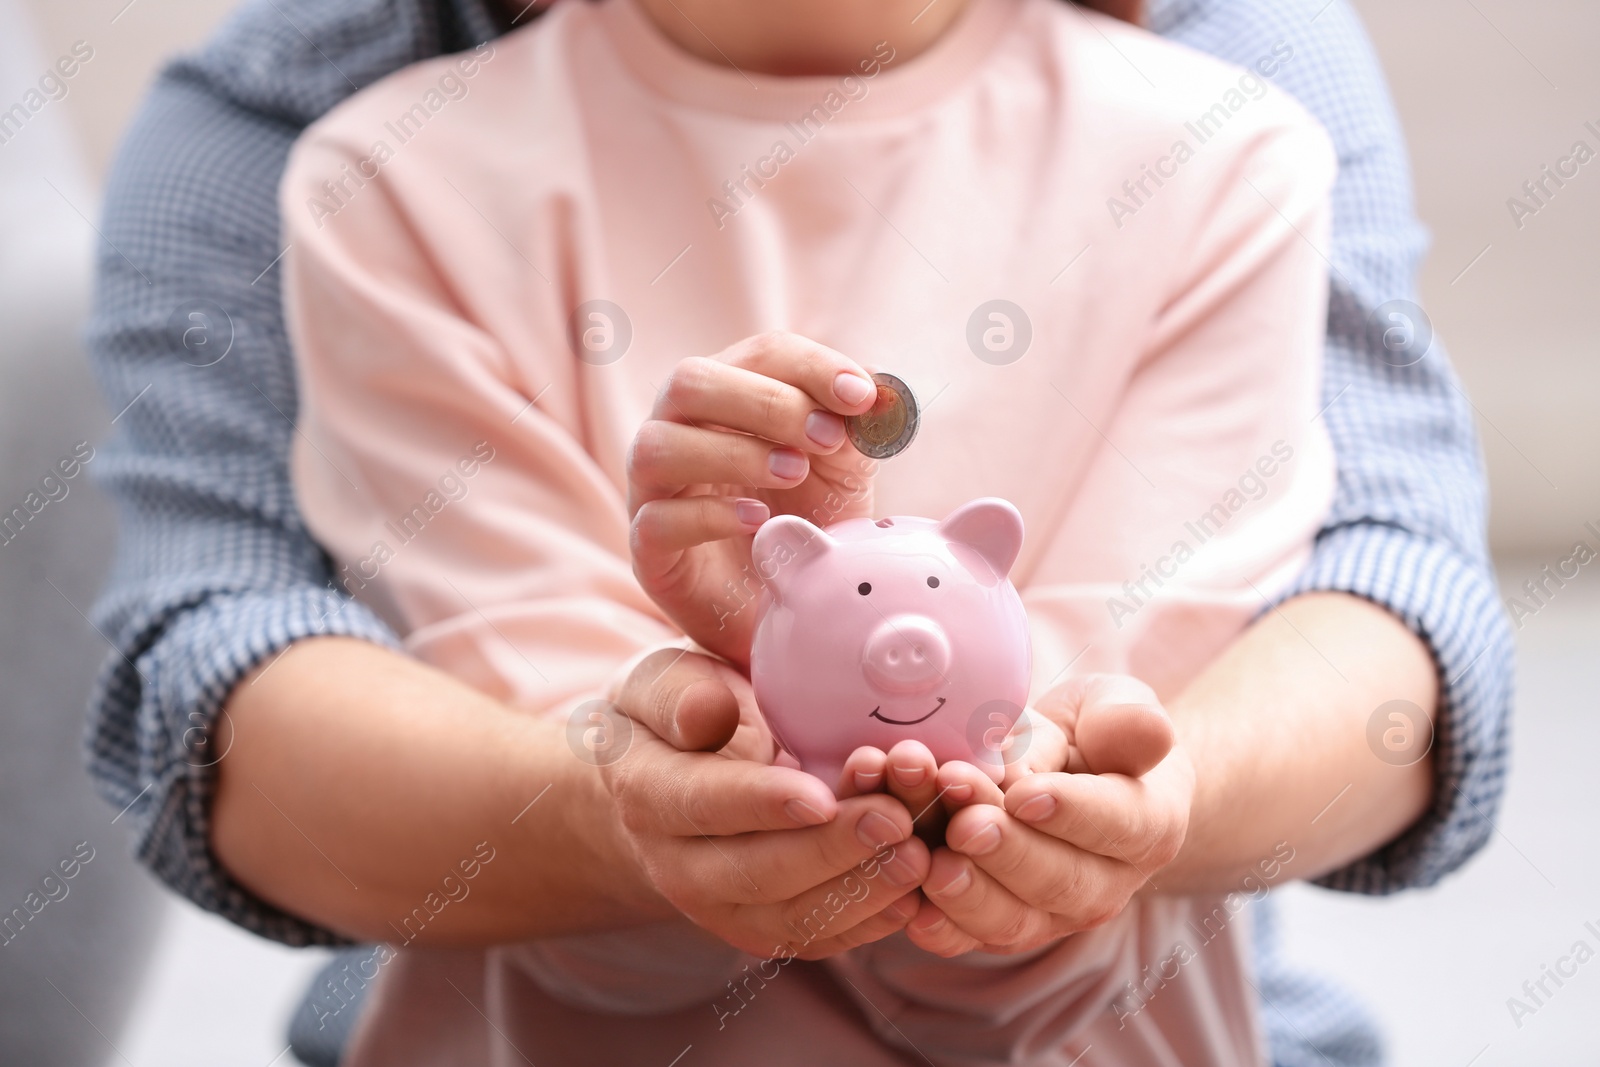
left=749, top=497, right=1032, bottom=791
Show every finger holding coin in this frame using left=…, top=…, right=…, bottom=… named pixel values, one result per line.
left=630, top=334, right=880, bottom=513
left=650, top=354, right=873, bottom=461
left=846, top=372, right=920, bottom=460
left=646, top=334, right=876, bottom=460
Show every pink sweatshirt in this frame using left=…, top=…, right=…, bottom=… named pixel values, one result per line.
left=282, top=0, right=1336, bottom=1061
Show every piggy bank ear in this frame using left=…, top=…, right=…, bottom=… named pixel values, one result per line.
left=938, top=498, right=1024, bottom=578
left=751, top=515, right=835, bottom=598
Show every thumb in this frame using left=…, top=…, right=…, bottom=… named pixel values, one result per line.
left=613, top=647, right=743, bottom=752
left=1071, top=675, right=1175, bottom=779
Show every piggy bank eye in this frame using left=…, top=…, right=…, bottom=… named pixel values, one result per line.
left=858, top=582, right=872, bottom=595
left=927, top=576, right=940, bottom=588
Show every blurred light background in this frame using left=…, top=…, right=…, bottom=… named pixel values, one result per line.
left=1, top=0, right=1594, bottom=1064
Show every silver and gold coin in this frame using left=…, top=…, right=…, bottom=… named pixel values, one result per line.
left=845, top=372, right=919, bottom=460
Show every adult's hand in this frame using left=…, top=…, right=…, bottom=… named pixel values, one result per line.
left=627, top=332, right=879, bottom=666
left=600, top=647, right=930, bottom=960
left=843, top=675, right=1189, bottom=957
left=213, top=637, right=928, bottom=953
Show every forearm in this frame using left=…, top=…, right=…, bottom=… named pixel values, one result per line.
left=1158, top=591, right=1437, bottom=894
left=211, top=636, right=674, bottom=945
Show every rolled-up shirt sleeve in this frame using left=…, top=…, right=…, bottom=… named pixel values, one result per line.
left=83, top=0, right=500, bottom=945
left=1153, top=0, right=1514, bottom=895
left=1279, top=323, right=1513, bottom=894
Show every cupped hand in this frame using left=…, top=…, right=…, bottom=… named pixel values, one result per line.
left=626, top=332, right=879, bottom=666
left=843, top=674, right=1191, bottom=957
left=597, top=647, right=929, bottom=960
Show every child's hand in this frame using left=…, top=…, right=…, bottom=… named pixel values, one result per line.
left=598, top=648, right=930, bottom=960
left=847, top=675, right=1190, bottom=957
left=626, top=333, right=879, bottom=666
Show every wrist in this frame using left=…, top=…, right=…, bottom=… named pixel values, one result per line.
left=505, top=712, right=679, bottom=926
left=1142, top=742, right=1196, bottom=891
left=593, top=773, right=678, bottom=921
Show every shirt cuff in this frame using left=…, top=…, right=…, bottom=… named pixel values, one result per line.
left=86, top=585, right=401, bottom=946
left=1272, top=521, right=1513, bottom=894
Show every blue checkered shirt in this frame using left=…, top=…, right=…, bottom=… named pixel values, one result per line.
left=83, top=0, right=1512, bottom=1063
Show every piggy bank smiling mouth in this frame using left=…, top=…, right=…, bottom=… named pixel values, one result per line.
left=869, top=697, right=947, bottom=726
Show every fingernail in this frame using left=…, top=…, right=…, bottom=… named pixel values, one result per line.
left=853, top=770, right=882, bottom=793
left=953, top=821, right=1001, bottom=856
left=734, top=498, right=769, bottom=528
left=915, top=910, right=947, bottom=933
left=804, top=410, right=845, bottom=448
left=883, top=856, right=920, bottom=887
left=945, top=783, right=973, bottom=803
left=784, top=798, right=829, bottom=827
left=892, top=763, right=926, bottom=787
left=768, top=448, right=807, bottom=480
left=856, top=811, right=904, bottom=849
left=1014, top=794, right=1056, bottom=824
left=935, top=866, right=972, bottom=896
left=834, top=372, right=874, bottom=406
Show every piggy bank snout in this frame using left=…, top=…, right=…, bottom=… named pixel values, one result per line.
left=861, top=616, right=951, bottom=694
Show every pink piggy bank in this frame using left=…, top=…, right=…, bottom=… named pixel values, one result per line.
left=749, top=498, right=1032, bottom=790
